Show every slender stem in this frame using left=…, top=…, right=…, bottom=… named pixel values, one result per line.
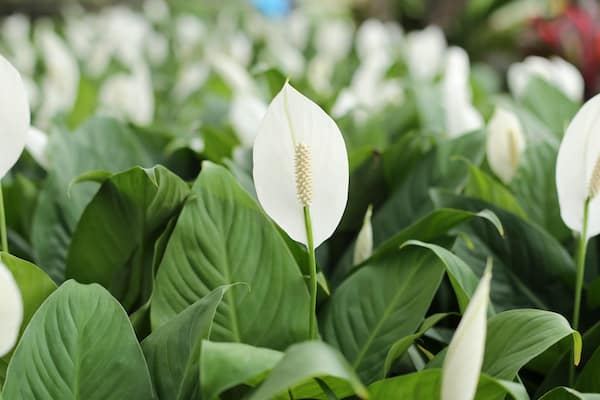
left=570, top=197, right=590, bottom=385
left=303, top=206, right=317, bottom=340
left=0, top=182, right=8, bottom=253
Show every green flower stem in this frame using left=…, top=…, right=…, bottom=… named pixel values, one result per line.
left=0, top=182, right=8, bottom=253
left=303, top=206, right=317, bottom=340
left=570, top=197, right=590, bottom=385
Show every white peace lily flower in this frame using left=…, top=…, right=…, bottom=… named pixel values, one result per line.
left=175, top=15, right=206, bottom=60
left=101, top=6, right=151, bottom=68
left=353, top=205, right=373, bottom=265
left=253, top=82, right=349, bottom=248
left=173, top=61, right=210, bottom=101
left=211, top=54, right=258, bottom=94
left=406, top=25, right=447, bottom=81
left=99, top=65, right=154, bottom=125
left=556, top=93, right=600, bottom=238
left=441, top=267, right=492, bottom=400
left=307, top=55, right=335, bottom=96
left=486, top=108, right=526, bottom=184
left=286, top=11, right=310, bottom=50
left=35, top=26, right=80, bottom=127
left=508, top=56, right=584, bottom=102
left=0, top=54, right=30, bottom=179
left=145, top=30, right=169, bottom=66
left=264, top=39, right=305, bottom=80
left=26, top=127, right=50, bottom=169
left=230, top=94, right=267, bottom=148
left=0, top=261, right=23, bottom=357
left=143, top=0, right=170, bottom=23
left=2, top=14, right=36, bottom=76
left=442, top=47, right=483, bottom=137
left=314, top=19, right=354, bottom=62
left=356, top=19, right=391, bottom=62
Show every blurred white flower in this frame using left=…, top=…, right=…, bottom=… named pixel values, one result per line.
left=173, top=61, right=210, bottom=101
left=26, top=127, right=50, bottom=170
left=0, top=261, right=23, bottom=357
left=486, top=108, right=525, bottom=184
left=353, top=205, right=373, bottom=265
left=508, top=56, right=584, bottom=102
left=405, top=25, right=447, bottom=81
left=0, top=54, right=30, bottom=179
left=211, top=54, right=258, bottom=94
left=175, top=14, right=206, bottom=60
left=143, top=0, right=170, bottom=23
left=145, top=30, right=169, bottom=66
left=253, top=83, right=349, bottom=247
left=2, top=14, right=36, bottom=75
left=99, top=65, right=154, bottom=125
left=441, top=267, right=492, bottom=400
left=35, top=25, right=80, bottom=127
left=101, top=6, right=152, bottom=68
left=356, top=19, right=392, bottom=63
left=314, top=19, right=354, bottom=62
left=264, top=38, right=305, bottom=79
left=442, top=47, right=483, bottom=137
left=556, top=93, right=600, bottom=238
left=230, top=94, right=267, bottom=147
left=307, top=55, right=335, bottom=96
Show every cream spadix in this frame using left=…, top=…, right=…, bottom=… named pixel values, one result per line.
left=253, top=82, right=349, bottom=248
left=486, top=108, right=526, bottom=184
left=0, top=53, right=30, bottom=179
left=0, top=260, right=23, bottom=357
left=441, top=267, right=492, bottom=400
left=556, top=93, right=600, bottom=238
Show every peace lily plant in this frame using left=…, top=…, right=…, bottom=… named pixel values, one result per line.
left=486, top=107, right=526, bottom=184
left=253, top=82, right=349, bottom=339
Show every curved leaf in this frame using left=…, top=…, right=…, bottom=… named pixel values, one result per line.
left=151, top=162, right=310, bottom=348
left=3, top=281, right=155, bottom=399
left=248, top=341, right=368, bottom=400
left=540, top=387, right=600, bottom=400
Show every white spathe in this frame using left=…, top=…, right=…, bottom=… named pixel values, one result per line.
left=353, top=205, right=373, bottom=265
left=556, top=93, right=600, bottom=238
left=253, top=83, right=349, bottom=248
left=230, top=93, right=268, bottom=148
left=441, top=267, right=492, bottom=400
left=508, top=56, right=584, bottom=102
left=0, top=54, right=30, bottom=179
left=486, top=108, right=526, bottom=184
left=26, top=127, right=50, bottom=169
left=406, top=25, right=447, bottom=81
left=0, top=260, right=23, bottom=357
left=442, top=47, right=483, bottom=137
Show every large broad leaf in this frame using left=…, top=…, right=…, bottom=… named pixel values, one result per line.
left=31, top=117, right=153, bottom=282
left=576, top=338, right=600, bottom=392
left=432, top=192, right=575, bottom=314
left=334, top=131, right=486, bottom=281
left=142, top=287, right=226, bottom=400
left=66, top=166, right=189, bottom=311
left=540, top=387, right=600, bottom=400
left=151, top=162, right=310, bottom=348
left=368, top=369, right=529, bottom=400
left=429, top=309, right=580, bottom=381
left=3, top=280, right=155, bottom=399
left=248, top=341, right=368, bottom=400
left=510, top=141, right=570, bottom=241
left=199, top=341, right=283, bottom=400
left=0, top=253, right=56, bottom=385
left=321, top=246, right=445, bottom=383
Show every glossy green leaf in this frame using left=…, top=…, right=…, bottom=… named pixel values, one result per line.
left=151, top=162, right=310, bottom=348
left=142, top=287, right=226, bottom=400
left=248, top=341, right=368, bottom=400
left=540, top=387, right=600, bottom=400
left=368, top=369, right=529, bottom=400
left=199, top=341, right=283, bottom=400
left=31, top=117, right=153, bottom=282
left=66, top=166, right=189, bottom=311
left=3, top=281, right=155, bottom=399
left=321, top=246, right=445, bottom=383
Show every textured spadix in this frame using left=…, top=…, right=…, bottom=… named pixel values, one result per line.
left=441, top=267, right=491, bottom=400
left=0, top=53, right=30, bottom=179
left=253, top=82, right=349, bottom=247
left=0, top=260, right=23, bottom=357
left=556, top=93, right=600, bottom=238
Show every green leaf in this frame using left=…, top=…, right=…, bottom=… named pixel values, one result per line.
left=248, top=341, right=368, bottom=400
left=464, top=163, right=527, bottom=218
left=576, top=338, right=600, bottom=392
left=540, top=387, right=600, bottom=400
left=368, top=369, right=529, bottom=400
left=142, top=287, right=226, bottom=400
left=429, top=309, right=580, bottom=381
left=31, top=117, right=153, bottom=282
left=519, top=77, right=579, bottom=139
left=383, top=313, right=451, bottom=378
left=3, top=281, right=155, bottom=399
left=66, top=166, right=189, bottom=311
left=432, top=192, right=575, bottom=314
left=321, top=246, right=445, bottom=383
left=199, top=341, right=283, bottom=400
left=151, top=162, right=310, bottom=348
